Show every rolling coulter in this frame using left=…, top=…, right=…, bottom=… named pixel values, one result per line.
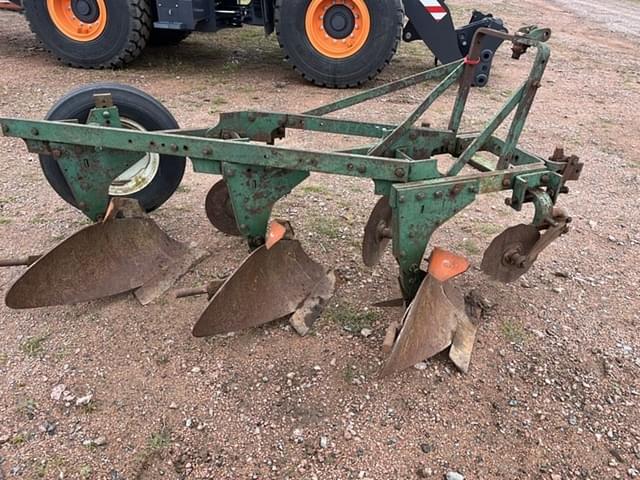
left=0, top=27, right=582, bottom=375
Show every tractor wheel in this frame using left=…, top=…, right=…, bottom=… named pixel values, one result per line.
left=22, top=0, right=152, bottom=68
left=275, top=0, right=403, bottom=88
left=149, top=28, right=191, bottom=46
left=40, top=83, right=186, bottom=213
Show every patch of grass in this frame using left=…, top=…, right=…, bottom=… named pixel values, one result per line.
left=0, top=217, right=11, bottom=225
left=176, top=185, right=191, bottom=193
left=10, top=432, right=29, bottom=445
left=308, top=216, right=342, bottom=239
left=17, top=398, right=37, bottom=419
left=325, top=304, right=379, bottom=333
left=0, top=352, right=7, bottom=366
left=79, top=465, right=93, bottom=479
left=458, top=238, right=481, bottom=256
left=501, top=319, right=527, bottom=344
left=475, top=222, right=503, bottom=236
left=148, top=427, right=171, bottom=452
left=20, top=334, right=49, bottom=358
left=343, top=364, right=357, bottom=384
left=624, top=160, right=640, bottom=169
left=300, top=184, right=331, bottom=195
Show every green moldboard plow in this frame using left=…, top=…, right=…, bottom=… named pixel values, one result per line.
left=0, top=27, right=582, bottom=376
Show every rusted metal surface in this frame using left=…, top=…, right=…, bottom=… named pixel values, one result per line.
left=205, top=180, right=241, bottom=236
left=481, top=224, right=540, bottom=283
left=0, top=255, right=41, bottom=267
left=174, top=280, right=225, bottom=300
left=0, top=1, right=22, bottom=12
left=6, top=200, right=194, bottom=308
left=362, top=196, right=392, bottom=267
left=379, top=276, right=469, bottom=377
left=192, top=239, right=333, bottom=337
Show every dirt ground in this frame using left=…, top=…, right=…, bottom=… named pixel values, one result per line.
left=1, top=1, right=639, bottom=479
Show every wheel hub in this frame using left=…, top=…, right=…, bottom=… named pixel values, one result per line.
left=323, top=5, right=355, bottom=39
left=71, top=0, right=100, bottom=23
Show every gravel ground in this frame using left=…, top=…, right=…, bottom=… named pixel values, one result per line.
left=0, top=1, right=639, bottom=479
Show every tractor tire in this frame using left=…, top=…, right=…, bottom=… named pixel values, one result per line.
left=149, top=28, right=191, bottom=46
left=40, top=83, right=186, bottom=213
left=275, top=0, right=403, bottom=88
left=22, top=0, right=152, bottom=68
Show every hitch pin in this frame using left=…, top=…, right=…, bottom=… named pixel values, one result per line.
left=0, top=255, right=42, bottom=267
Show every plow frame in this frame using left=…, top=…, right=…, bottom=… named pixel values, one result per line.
left=0, top=27, right=579, bottom=301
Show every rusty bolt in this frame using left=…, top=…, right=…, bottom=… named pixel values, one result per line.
left=102, top=111, right=111, bottom=119
left=505, top=198, right=513, bottom=206
left=541, top=174, right=550, bottom=184
left=78, top=202, right=87, bottom=210
left=31, top=128, right=39, bottom=136
left=398, top=196, right=405, bottom=204
left=170, top=144, right=179, bottom=152
left=416, top=193, right=426, bottom=201
left=468, top=185, right=478, bottom=194
left=346, top=163, right=354, bottom=171
left=52, top=149, right=62, bottom=159
left=502, top=178, right=511, bottom=188
left=202, top=148, right=213, bottom=156
left=357, top=165, right=366, bottom=174
left=434, top=191, right=444, bottom=199
left=248, top=113, right=256, bottom=122
left=394, top=168, right=405, bottom=178
left=409, top=132, right=418, bottom=140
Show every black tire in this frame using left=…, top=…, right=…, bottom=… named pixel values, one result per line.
left=275, top=0, right=403, bottom=88
left=22, top=0, right=152, bottom=68
left=40, top=83, right=186, bottom=213
left=149, top=28, right=191, bottom=46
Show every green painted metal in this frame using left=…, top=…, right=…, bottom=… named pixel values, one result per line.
left=0, top=26, right=579, bottom=302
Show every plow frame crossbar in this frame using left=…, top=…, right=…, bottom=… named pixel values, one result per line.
left=0, top=27, right=573, bottom=300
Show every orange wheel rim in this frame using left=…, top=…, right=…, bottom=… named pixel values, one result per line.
left=46, top=0, right=107, bottom=42
left=305, top=0, right=371, bottom=59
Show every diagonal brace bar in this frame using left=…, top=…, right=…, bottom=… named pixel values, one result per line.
left=368, top=64, right=464, bottom=158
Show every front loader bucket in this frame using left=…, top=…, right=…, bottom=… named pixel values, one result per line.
left=6, top=201, right=199, bottom=309
left=193, top=238, right=333, bottom=337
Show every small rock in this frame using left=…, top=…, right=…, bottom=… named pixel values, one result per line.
left=416, top=467, right=433, bottom=478
left=552, top=287, right=563, bottom=294
left=75, top=394, right=93, bottom=407
left=344, top=430, right=353, bottom=440
left=550, top=475, right=561, bottom=480
left=360, top=328, right=373, bottom=338
left=414, top=362, right=428, bottom=371
left=94, top=436, right=107, bottom=447
left=446, top=472, right=464, bottom=480
left=420, top=443, right=432, bottom=454
left=588, top=220, right=597, bottom=229
left=628, top=469, right=639, bottom=478
left=191, top=366, right=201, bottom=374
left=0, top=434, right=10, bottom=444
left=169, top=402, right=178, bottom=409
left=292, top=428, right=304, bottom=443
left=50, top=384, right=66, bottom=401
left=41, top=421, right=57, bottom=436
left=568, top=415, right=577, bottom=426
left=320, top=436, right=328, bottom=449
left=508, top=399, right=518, bottom=407
left=609, top=458, right=618, bottom=467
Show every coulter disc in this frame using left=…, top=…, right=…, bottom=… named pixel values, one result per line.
left=205, top=180, right=241, bottom=236
left=481, top=224, right=540, bottom=283
left=362, top=196, right=392, bottom=267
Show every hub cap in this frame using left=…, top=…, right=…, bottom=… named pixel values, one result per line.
left=46, top=0, right=107, bottom=42
left=305, top=0, right=371, bottom=59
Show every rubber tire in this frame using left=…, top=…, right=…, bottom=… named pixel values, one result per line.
left=40, top=83, right=186, bottom=213
left=275, top=0, right=404, bottom=88
left=22, top=0, right=152, bottom=68
left=149, top=28, right=191, bottom=46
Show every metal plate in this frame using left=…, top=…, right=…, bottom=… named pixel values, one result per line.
left=193, top=239, right=330, bottom=337
left=362, top=196, right=392, bottom=267
left=481, top=224, right=540, bottom=283
left=6, top=217, right=190, bottom=309
left=379, top=276, right=468, bottom=377
left=205, top=180, right=241, bottom=236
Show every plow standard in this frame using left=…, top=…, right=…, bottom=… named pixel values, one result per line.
left=0, top=27, right=582, bottom=376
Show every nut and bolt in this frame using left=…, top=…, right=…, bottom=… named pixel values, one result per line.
left=202, top=148, right=213, bottom=156
left=434, top=191, right=444, bottom=199
left=394, top=168, right=405, bottom=178
left=502, top=178, right=511, bottom=188
left=416, top=193, right=426, bottom=201
left=30, top=128, right=39, bottom=136
left=398, top=196, right=406, bottom=204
